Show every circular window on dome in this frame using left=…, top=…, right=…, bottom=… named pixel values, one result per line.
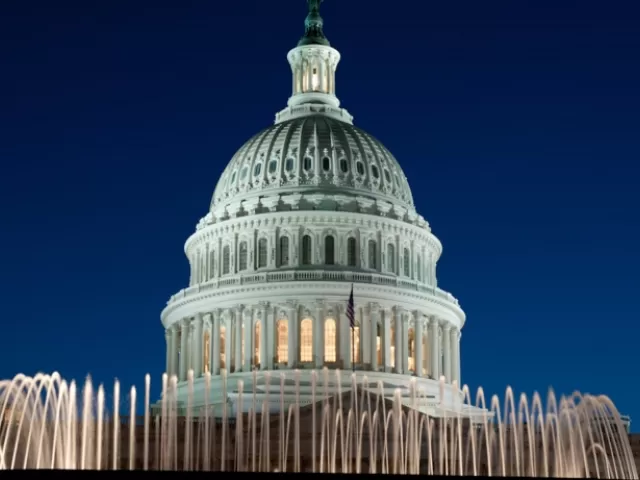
left=384, top=169, right=391, bottom=183
left=303, top=156, right=313, bottom=171
left=285, top=157, right=295, bottom=172
left=268, top=160, right=278, bottom=174
left=371, top=165, right=379, bottom=179
left=322, top=156, right=331, bottom=172
left=356, top=161, right=365, bottom=176
left=240, top=166, right=248, bottom=181
left=254, top=163, right=262, bottom=177
left=339, top=158, right=349, bottom=173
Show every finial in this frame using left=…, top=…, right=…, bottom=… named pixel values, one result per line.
left=298, top=0, right=330, bottom=47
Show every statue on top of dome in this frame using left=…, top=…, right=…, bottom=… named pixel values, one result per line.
left=307, top=0, right=323, bottom=12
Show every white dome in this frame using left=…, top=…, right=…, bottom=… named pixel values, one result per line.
left=211, top=115, right=415, bottom=215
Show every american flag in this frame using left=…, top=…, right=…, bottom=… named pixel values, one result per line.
left=346, top=284, right=355, bottom=329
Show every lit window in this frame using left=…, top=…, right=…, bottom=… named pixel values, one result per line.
left=276, top=319, right=288, bottom=363
left=203, top=330, right=210, bottom=373
left=279, top=236, right=289, bottom=266
left=339, top=158, right=348, bottom=173
left=390, top=326, right=395, bottom=368
left=257, top=238, right=267, bottom=268
left=311, top=67, right=319, bottom=91
left=220, top=326, right=226, bottom=369
left=300, top=318, right=313, bottom=362
left=254, top=163, right=262, bottom=176
left=408, top=328, right=415, bottom=373
left=325, top=236, right=335, bottom=265
left=324, top=318, right=336, bottom=362
left=347, top=237, right=357, bottom=267
left=254, top=321, right=261, bottom=366
left=238, top=242, right=248, bottom=271
left=322, top=156, right=331, bottom=171
left=302, top=235, right=312, bottom=265
left=268, top=160, right=278, bottom=174
left=352, top=326, right=360, bottom=364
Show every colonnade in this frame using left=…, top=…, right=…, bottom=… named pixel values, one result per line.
left=165, top=301, right=461, bottom=385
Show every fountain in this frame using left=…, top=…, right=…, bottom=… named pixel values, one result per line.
left=0, top=369, right=637, bottom=477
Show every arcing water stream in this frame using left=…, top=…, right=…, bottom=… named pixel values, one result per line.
left=0, top=369, right=637, bottom=477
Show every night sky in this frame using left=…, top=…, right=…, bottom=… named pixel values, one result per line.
left=1, top=0, right=639, bottom=422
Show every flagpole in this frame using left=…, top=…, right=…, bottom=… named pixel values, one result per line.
left=352, top=320, right=355, bottom=372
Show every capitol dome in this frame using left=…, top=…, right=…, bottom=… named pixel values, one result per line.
left=158, top=0, right=479, bottom=419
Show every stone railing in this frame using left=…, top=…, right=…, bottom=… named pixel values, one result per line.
left=167, top=269, right=460, bottom=307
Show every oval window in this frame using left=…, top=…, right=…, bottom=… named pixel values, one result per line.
left=384, top=169, right=391, bottom=182
left=268, top=160, right=278, bottom=174
left=303, top=156, right=312, bottom=171
left=240, top=166, right=248, bottom=180
left=254, top=163, right=262, bottom=176
left=339, top=158, right=349, bottom=173
left=322, top=156, right=331, bottom=171
left=230, top=171, right=237, bottom=184
left=356, top=161, right=365, bottom=175
left=371, top=165, right=379, bottom=179
left=285, top=157, right=294, bottom=172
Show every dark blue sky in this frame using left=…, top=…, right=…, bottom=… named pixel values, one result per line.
left=1, top=0, right=639, bottom=421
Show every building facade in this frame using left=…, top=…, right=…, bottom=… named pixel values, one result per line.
left=159, top=1, right=479, bottom=417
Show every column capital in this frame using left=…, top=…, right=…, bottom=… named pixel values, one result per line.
left=442, top=322, right=452, bottom=332
left=367, top=302, right=382, bottom=314
left=165, top=329, right=171, bottom=340
left=242, top=307, right=253, bottom=321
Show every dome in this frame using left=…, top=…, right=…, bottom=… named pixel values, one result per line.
left=211, top=115, right=415, bottom=214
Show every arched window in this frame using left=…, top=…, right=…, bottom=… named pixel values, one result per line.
left=257, top=238, right=267, bottom=268
left=203, top=330, right=210, bottom=374
left=276, top=319, right=288, bottom=364
left=300, top=318, right=313, bottom=362
left=325, top=236, right=335, bottom=265
left=347, top=237, right=357, bottom=267
left=255, top=321, right=261, bottom=367
left=268, top=160, right=278, bottom=174
left=254, top=163, right=262, bottom=177
left=403, top=248, right=410, bottom=277
left=387, top=243, right=395, bottom=273
left=220, top=325, right=226, bottom=369
left=285, top=157, right=294, bottom=172
left=324, top=318, right=337, bottom=363
left=322, top=156, right=331, bottom=172
left=368, top=240, right=377, bottom=269
left=356, top=161, right=365, bottom=176
left=302, top=235, right=312, bottom=265
left=408, top=328, right=415, bottom=373
left=371, top=165, right=379, bottom=179
left=222, top=246, right=230, bottom=275
left=417, top=254, right=422, bottom=282
left=279, top=236, right=290, bottom=266
left=303, top=156, right=313, bottom=171
left=238, top=241, right=248, bottom=271
left=209, top=251, right=215, bottom=279
left=339, top=158, right=349, bottom=173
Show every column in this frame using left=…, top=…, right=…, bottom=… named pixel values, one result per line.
left=165, top=329, right=171, bottom=376
left=287, top=306, right=296, bottom=368
left=415, top=314, right=423, bottom=378
left=203, top=315, right=212, bottom=375
left=259, top=306, right=267, bottom=369
left=394, top=312, right=403, bottom=374
left=244, top=309, right=253, bottom=370
left=429, top=317, right=439, bottom=380
left=179, top=320, right=188, bottom=381
left=224, top=312, right=232, bottom=373
left=266, top=307, right=275, bottom=369
left=235, top=308, right=242, bottom=373
left=170, top=326, right=179, bottom=378
left=314, top=302, right=324, bottom=368
left=369, top=305, right=379, bottom=371
left=212, top=311, right=221, bottom=375
left=451, top=328, right=460, bottom=386
left=383, top=309, right=391, bottom=372
left=361, top=306, right=370, bottom=366
left=443, top=323, right=452, bottom=383
left=194, top=314, right=203, bottom=378
left=340, top=306, right=351, bottom=370
left=401, top=314, right=409, bottom=374
left=187, top=320, right=195, bottom=376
